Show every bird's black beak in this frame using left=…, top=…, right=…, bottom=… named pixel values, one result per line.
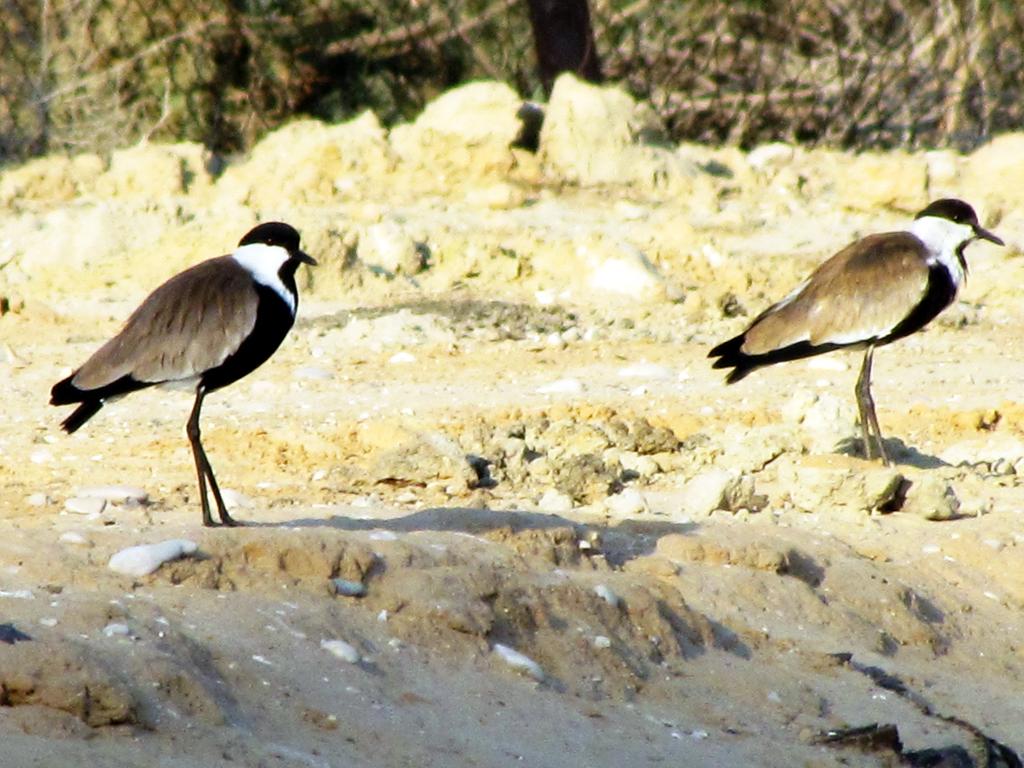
left=975, top=226, right=1004, bottom=247
left=296, top=250, right=318, bottom=266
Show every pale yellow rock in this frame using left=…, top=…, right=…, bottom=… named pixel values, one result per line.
left=899, top=473, right=959, bottom=521
left=216, top=112, right=393, bottom=207
left=961, top=133, right=1024, bottom=214
left=539, top=73, right=700, bottom=194
left=777, top=454, right=904, bottom=514
left=389, top=80, right=524, bottom=179
left=94, top=143, right=212, bottom=199
left=0, top=154, right=104, bottom=207
left=836, top=151, right=928, bottom=212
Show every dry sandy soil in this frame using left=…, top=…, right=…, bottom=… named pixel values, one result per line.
left=2, top=78, right=1024, bottom=767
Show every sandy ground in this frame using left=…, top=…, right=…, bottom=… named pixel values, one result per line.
left=3, top=83, right=1024, bottom=765
left=3, top=276, right=1024, bottom=766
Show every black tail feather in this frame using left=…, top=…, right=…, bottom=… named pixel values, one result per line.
left=51, top=372, right=103, bottom=433
left=51, top=372, right=149, bottom=433
left=708, top=334, right=760, bottom=383
left=50, top=373, right=84, bottom=406
left=60, top=400, right=104, bottom=433
left=710, top=331, right=848, bottom=384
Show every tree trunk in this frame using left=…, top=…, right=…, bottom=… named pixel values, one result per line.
left=526, top=0, right=602, bottom=94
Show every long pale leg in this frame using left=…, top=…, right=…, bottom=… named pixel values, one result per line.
left=186, top=387, right=238, bottom=527
left=855, top=346, right=890, bottom=466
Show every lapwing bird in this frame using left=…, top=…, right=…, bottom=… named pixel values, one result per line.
left=709, top=199, right=1002, bottom=465
left=50, top=222, right=316, bottom=526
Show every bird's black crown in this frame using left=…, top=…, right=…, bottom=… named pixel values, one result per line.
left=239, top=221, right=302, bottom=251
left=915, top=198, right=978, bottom=226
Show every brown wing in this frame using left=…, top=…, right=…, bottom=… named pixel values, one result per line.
left=741, top=232, right=932, bottom=355
left=71, top=256, right=259, bottom=390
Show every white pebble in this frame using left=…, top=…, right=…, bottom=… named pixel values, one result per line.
left=26, top=493, right=49, bottom=507
left=537, top=489, right=574, bottom=513
left=294, top=366, right=334, bottom=381
left=534, top=289, right=557, bottom=306
left=536, top=378, right=583, bottom=395
left=604, top=488, right=649, bottom=517
left=102, top=622, right=131, bottom=638
left=321, top=639, right=361, bottom=664
left=39, top=618, right=58, bottom=627
left=30, top=448, right=54, bottom=464
left=59, top=532, right=89, bottom=546
left=76, top=485, right=148, bottom=505
left=493, top=643, right=544, bottom=681
left=388, top=351, right=416, bottom=365
left=108, top=539, right=198, bottom=577
left=618, top=362, right=673, bottom=380
left=594, top=584, right=621, bottom=608
left=64, top=496, right=106, bottom=516
left=593, top=635, right=612, bottom=649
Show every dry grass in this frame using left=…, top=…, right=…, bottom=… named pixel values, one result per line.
left=1, top=0, right=1022, bottom=161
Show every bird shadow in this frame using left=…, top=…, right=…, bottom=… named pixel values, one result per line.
left=277, top=506, right=754, bottom=662
left=272, top=505, right=699, bottom=568
left=833, top=436, right=948, bottom=469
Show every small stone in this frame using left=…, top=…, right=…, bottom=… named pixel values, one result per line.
left=537, top=488, right=574, bottom=513
left=58, top=532, right=90, bottom=546
left=321, top=638, right=361, bottom=664
left=388, top=351, right=416, bottom=365
left=330, top=578, right=367, bottom=598
left=493, top=643, right=544, bottom=681
left=617, top=452, right=660, bottom=479
left=901, top=475, right=959, bottom=521
left=594, top=584, right=621, bottom=608
left=30, top=448, right=54, bottom=464
left=294, top=366, right=334, bottom=381
left=681, top=469, right=742, bottom=518
left=102, top=623, right=131, bottom=638
left=64, top=496, right=106, bottom=516
left=593, top=635, right=612, bottom=649
left=618, top=362, right=673, bottom=380
left=536, top=378, right=584, bottom=395
left=26, top=493, right=48, bottom=507
left=108, top=539, right=198, bottom=577
left=603, top=488, right=650, bottom=517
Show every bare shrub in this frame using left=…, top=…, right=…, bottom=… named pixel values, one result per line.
left=1, top=0, right=1022, bottom=161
